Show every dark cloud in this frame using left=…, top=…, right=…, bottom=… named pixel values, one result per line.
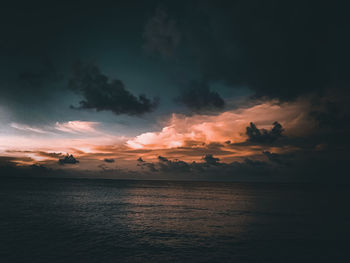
left=143, top=6, right=181, bottom=58
left=0, top=2, right=164, bottom=124
left=137, top=157, right=161, bottom=172
left=310, top=98, right=350, bottom=132
left=29, top=164, right=49, bottom=172
left=158, top=156, right=169, bottom=162
left=58, top=154, right=79, bottom=165
left=202, top=154, right=220, bottom=165
left=0, top=156, right=51, bottom=178
left=157, top=156, right=190, bottom=173
left=246, top=122, right=283, bottom=144
left=0, top=165, right=48, bottom=178
left=0, top=156, right=34, bottom=166
left=69, top=62, right=159, bottom=116
left=37, top=152, right=64, bottom=159
left=263, top=151, right=281, bottom=164
left=145, top=163, right=159, bottom=172
left=137, top=160, right=159, bottom=172
left=175, top=81, right=225, bottom=111
left=181, top=0, right=350, bottom=100
left=239, top=158, right=266, bottom=168
left=0, top=157, right=16, bottom=167
left=137, top=154, right=274, bottom=178
left=138, top=156, right=191, bottom=173
left=104, top=158, right=115, bottom=163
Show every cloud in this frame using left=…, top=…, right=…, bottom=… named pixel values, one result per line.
left=127, top=99, right=314, bottom=149
left=143, top=6, right=181, bottom=58
left=175, top=81, right=225, bottom=111
left=158, top=155, right=169, bottom=162
left=246, top=122, right=283, bottom=144
left=69, top=62, right=159, bottom=116
left=262, top=151, right=289, bottom=165
left=137, top=158, right=159, bottom=172
left=180, top=1, right=350, bottom=100
left=0, top=156, right=35, bottom=166
left=137, top=157, right=145, bottom=163
left=157, top=155, right=190, bottom=172
left=10, top=121, right=102, bottom=136
left=137, top=155, right=191, bottom=173
left=35, top=151, right=64, bottom=159
left=58, top=154, right=79, bottom=165
left=202, top=154, right=220, bottom=165
left=136, top=154, right=274, bottom=178
left=55, top=121, right=100, bottom=134
left=0, top=162, right=50, bottom=178
left=10, top=123, right=50, bottom=134
left=310, top=96, right=350, bottom=133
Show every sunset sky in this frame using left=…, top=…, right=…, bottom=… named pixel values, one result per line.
left=1, top=0, right=349, bottom=181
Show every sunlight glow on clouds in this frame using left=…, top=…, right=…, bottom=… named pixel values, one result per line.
left=0, top=99, right=317, bottom=168
left=55, top=121, right=100, bottom=134
left=127, top=99, right=315, bottom=149
left=10, top=121, right=102, bottom=135
left=10, top=123, right=50, bottom=134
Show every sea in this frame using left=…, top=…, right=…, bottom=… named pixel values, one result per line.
left=0, top=177, right=349, bottom=262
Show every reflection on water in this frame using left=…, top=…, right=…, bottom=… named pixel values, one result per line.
left=0, top=178, right=349, bottom=262
left=123, top=183, right=254, bottom=240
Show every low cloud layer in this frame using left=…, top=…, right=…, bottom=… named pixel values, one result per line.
left=136, top=154, right=275, bottom=179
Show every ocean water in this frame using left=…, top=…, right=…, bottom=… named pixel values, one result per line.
left=0, top=177, right=349, bottom=263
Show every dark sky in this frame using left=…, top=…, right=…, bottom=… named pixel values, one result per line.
left=0, top=0, right=349, bottom=181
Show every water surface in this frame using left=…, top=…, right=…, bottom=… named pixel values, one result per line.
left=0, top=177, right=349, bottom=262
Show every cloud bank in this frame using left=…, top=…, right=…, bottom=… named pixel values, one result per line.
left=127, top=98, right=314, bottom=149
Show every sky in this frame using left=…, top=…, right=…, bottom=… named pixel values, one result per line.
left=0, top=0, right=349, bottom=181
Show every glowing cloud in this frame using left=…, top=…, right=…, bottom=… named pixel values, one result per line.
left=55, top=121, right=100, bottom=134
left=127, top=99, right=315, bottom=149
left=1, top=99, right=317, bottom=168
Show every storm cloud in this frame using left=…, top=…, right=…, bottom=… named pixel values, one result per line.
left=143, top=6, right=181, bottom=58
left=176, top=81, right=225, bottom=111
left=69, top=62, right=159, bottom=116
left=246, top=122, right=284, bottom=144
left=1, top=1, right=349, bottom=182
left=180, top=0, right=350, bottom=100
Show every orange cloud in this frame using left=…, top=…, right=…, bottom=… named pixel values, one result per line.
left=0, top=99, right=315, bottom=168
left=127, top=99, right=315, bottom=150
